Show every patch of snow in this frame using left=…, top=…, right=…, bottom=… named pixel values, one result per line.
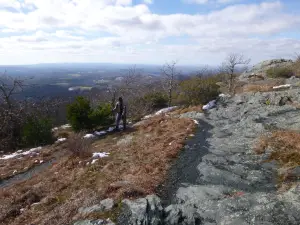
left=107, top=127, right=115, bottom=132
left=91, top=159, right=99, bottom=164
left=203, top=100, right=216, bottom=110
left=142, top=106, right=178, bottom=120
left=154, top=106, right=178, bottom=115
left=22, top=147, right=42, bottom=156
left=83, top=134, right=96, bottom=139
left=16, top=150, right=23, bottom=153
left=193, top=120, right=199, bottom=125
left=94, top=131, right=107, bottom=136
left=20, top=208, right=25, bottom=213
left=273, top=84, right=291, bottom=90
left=189, top=134, right=195, bottom=137
left=219, top=93, right=231, bottom=98
left=31, top=202, right=40, bottom=207
left=92, top=152, right=110, bottom=158
left=1, top=146, right=43, bottom=160
left=13, top=170, right=17, bottom=175
left=52, top=127, right=59, bottom=132
left=55, top=138, right=67, bottom=143
left=143, top=114, right=153, bottom=120
left=0, top=152, right=20, bottom=160
left=86, top=162, right=90, bottom=166
left=61, top=124, right=71, bottom=129
left=34, top=160, right=39, bottom=163
left=40, top=160, right=44, bottom=164
left=169, top=142, right=173, bottom=146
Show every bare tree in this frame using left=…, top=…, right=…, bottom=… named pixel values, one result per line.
left=161, top=61, right=179, bottom=107
left=0, top=72, right=26, bottom=109
left=0, top=72, right=29, bottom=150
left=293, top=53, right=300, bottom=77
left=0, top=72, right=66, bottom=151
left=196, top=65, right=215, bottom=77
left=221, top=53, right=251, bottom=93
left=294, top=52, right=300, bottom=61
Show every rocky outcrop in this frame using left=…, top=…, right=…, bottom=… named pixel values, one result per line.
left=117, top=195, right=164, bottom=225
left=118, top=89, right=300, bottom=225
left=240, top=59, right=293, bottom=81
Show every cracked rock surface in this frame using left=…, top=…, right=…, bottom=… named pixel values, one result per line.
left=119, top=89, right=300, bottom=225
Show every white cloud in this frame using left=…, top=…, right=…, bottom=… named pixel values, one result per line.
left=0, top=0, right=21, bottom=9
left=0, top=1, right=299, bottom=65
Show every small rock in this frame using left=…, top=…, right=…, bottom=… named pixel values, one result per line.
left=78, top=199, right=115, bottom=216
left=73, top=219, right=115, bottom=225
left=100, top=198, right=115, bottom=211
left=118, top=195, right=163, bottom=225
left=288, top=166, right=300, bottom=178
left=91, top=159, right=98, bottom=165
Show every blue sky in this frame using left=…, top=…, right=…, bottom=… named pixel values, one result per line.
left=0, top=0, right=300, bottom=65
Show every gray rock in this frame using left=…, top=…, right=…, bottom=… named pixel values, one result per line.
left=100, top=199, right=115, bottom=211
left=164, top=204, right=200, bottom=225
left=118, top=195, right=163, bottom=225
left=240, top=59, right=294, bottom=81
left=288, top=166, right=300, bottom=178
left=78, top=199, right=115, bottom=216
left=179, top=112, right=204, bottom=120
left=285, top=76, right=300, bottom=87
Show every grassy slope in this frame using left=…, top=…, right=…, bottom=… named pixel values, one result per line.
left=0, top=114, right=196, bottom=225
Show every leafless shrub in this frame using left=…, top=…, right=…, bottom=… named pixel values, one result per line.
left=67, top=133, right=92, bottom=158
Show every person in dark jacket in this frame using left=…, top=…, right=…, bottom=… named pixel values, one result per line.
left=113, top=97, right=127, bottom=131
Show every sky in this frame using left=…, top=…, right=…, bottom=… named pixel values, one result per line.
left=0, top=0, right=300, bottom=66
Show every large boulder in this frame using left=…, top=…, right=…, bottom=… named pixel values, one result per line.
left=240, top=59, right=293, bottom=81
left=117, top=195, right=163, bottom=225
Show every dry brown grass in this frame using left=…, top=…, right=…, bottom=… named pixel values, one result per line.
left=0, top=115, right=196, bottom=225
left=254, top=130, right=300, bottom=184
left=242, top=84, right=274, bottom=93
left=235, top=78, right=285, bottom=94
left=67, top=132, right=92, bottom=158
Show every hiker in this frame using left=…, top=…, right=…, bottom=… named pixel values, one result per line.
left=113, top=97, right=127, bottom=131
